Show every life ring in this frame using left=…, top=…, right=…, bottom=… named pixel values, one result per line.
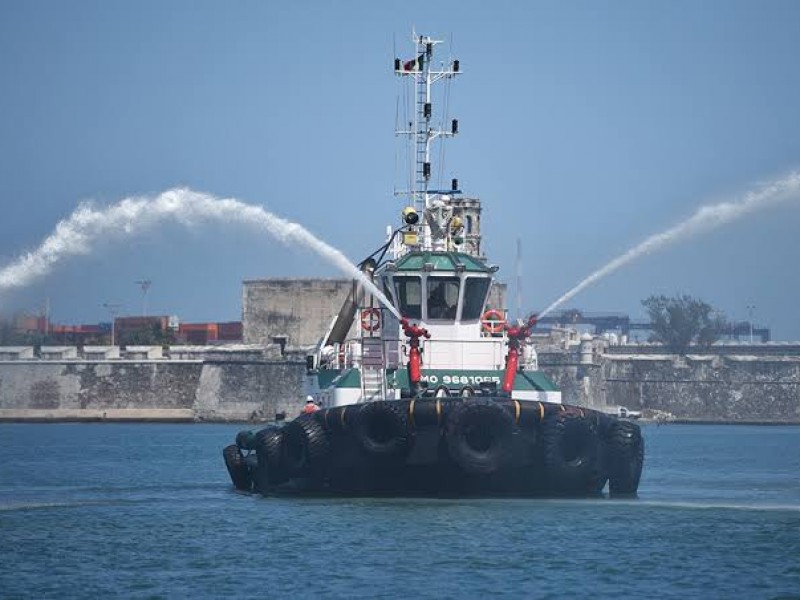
left=360, top=308, right=381, bottom=332
left=481, top=309, right=505, bottom=334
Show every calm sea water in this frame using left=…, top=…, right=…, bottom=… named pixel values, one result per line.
left=1, top=423, right=798, bottom=599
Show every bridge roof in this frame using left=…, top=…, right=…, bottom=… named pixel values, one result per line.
left=391, top=251, right=493, bottom=274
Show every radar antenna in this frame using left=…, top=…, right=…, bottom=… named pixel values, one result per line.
left=394, top=32, right=461, bottom=252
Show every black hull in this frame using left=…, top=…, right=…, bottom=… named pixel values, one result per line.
left=224, top=397, right=644, bottom=498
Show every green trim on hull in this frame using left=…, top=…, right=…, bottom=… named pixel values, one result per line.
left=317, top=368, right=558, bottom=392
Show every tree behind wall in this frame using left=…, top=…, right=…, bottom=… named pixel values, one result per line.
left=642, top=294, right=727, bottom=354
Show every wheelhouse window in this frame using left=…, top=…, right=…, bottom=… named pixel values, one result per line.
left=427, top=277, right=460, bottom=320
left=393, top=276, right=422, bottom=319
left=462, top=277, right=491, bottom=320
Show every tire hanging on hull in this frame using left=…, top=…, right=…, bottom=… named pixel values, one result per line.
left=235, top=430, right=257, bottom=451
left=355, top=401, right=412, bottom=460
left=445, top=398, right=514, bottom=475
left=280, top=414, right=331, bottom=478
left=223, top=444, right=252, bottom=491
left=541, top=410, right=603, bottom=495
left=254, top=426, right=288, bottom=488
left=605, top=420, right=644, bottom=496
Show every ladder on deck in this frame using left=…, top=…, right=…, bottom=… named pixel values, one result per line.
left=415, top=71, right=429, bottom=198
left=360, top=337, right=386, bottom=401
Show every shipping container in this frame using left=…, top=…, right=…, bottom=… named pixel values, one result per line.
left=217, top=321, right=243, bottom=341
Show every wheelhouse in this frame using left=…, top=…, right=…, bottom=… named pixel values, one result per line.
left=380, top=251, right=496, bottom=324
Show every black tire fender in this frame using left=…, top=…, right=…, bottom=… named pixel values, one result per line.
left=355, top=401, right=412, bottom=459
left=445, top=399, right=514, bottom=475
left=280, top=414, right=331, bottom=478
left=254, top=426, right=288, bottom=486
left=236, top=430, right=256, bottom=451
left=541, top=410, right=603, bottom=495
left=223, top=444, right=252, bottom=491
left=605, top=420, right=645, bottom=496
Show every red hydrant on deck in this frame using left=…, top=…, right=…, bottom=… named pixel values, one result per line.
left=502, top=314, right=538, bottom=394
left=400, top=317, right=431, bottom=395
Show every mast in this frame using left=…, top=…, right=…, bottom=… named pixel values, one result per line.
left=394, top=32, right=461, bottom=252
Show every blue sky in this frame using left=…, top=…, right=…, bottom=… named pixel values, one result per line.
left=1, top=1, right=799, bottom=338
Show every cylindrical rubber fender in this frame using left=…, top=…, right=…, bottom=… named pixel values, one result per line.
left=494, top=399, right=546, bottom=430
left=254, top=426, right=288, bottom=486
left=236, top=430, right=256, bottom=451
left=541, top=411, right=602, bottom=495
left=321, top=405, right=355, bottom=434
left=223, top=444, right=252, bottom=491
left=280, top=414, right=331, bottom=478
left=542, top=402, right=568, bottom=419
left=355, top=401, right=412, bottom=459
left=605, top=420, right=645, bottom=496
left=432, top=385, right=451, bottom=398
left=409, top=397, right=447, bottom=429
left=445, top=399, right=514, bottom=475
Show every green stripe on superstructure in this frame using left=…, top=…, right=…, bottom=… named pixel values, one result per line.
left=318, top=368, right=558, bottom=392
left=316, top=369, right=361, bottom=389
left=317, top=369, right=342, bottom=388
left=516, top=371, right=559, bottom=392
left=393, top=251, right=493, bottom=273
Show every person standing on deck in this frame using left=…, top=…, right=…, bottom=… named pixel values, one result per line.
left=302, top=396, right=320, bottom=415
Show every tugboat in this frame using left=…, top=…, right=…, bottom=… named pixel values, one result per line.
left=224, top=33, right=644, bottom=497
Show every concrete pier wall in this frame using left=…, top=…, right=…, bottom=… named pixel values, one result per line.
left=2, top=345, right=799, bottom=423
left=540, top=349, right=800, bottom=422
left=0, top=347, right=306, bottom=422
left=600, top=354, right=800, bottom=421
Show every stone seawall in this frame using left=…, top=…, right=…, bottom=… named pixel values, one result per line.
left=541, top=350, right=800, bottom=422
left=0, top=349, right=307, bottom=422
left=601, top=354, right=800, bottom=422
left=2, top=345, right=799, bottom=423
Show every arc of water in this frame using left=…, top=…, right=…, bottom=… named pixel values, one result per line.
left=539, top=171, right=800, bottom=318
left=0, top=188, right=402, bottom=319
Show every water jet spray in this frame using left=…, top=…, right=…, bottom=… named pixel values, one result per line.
left=0, top=188, right=402, bottom=320
left=537, top=171, right=800, bottom=319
